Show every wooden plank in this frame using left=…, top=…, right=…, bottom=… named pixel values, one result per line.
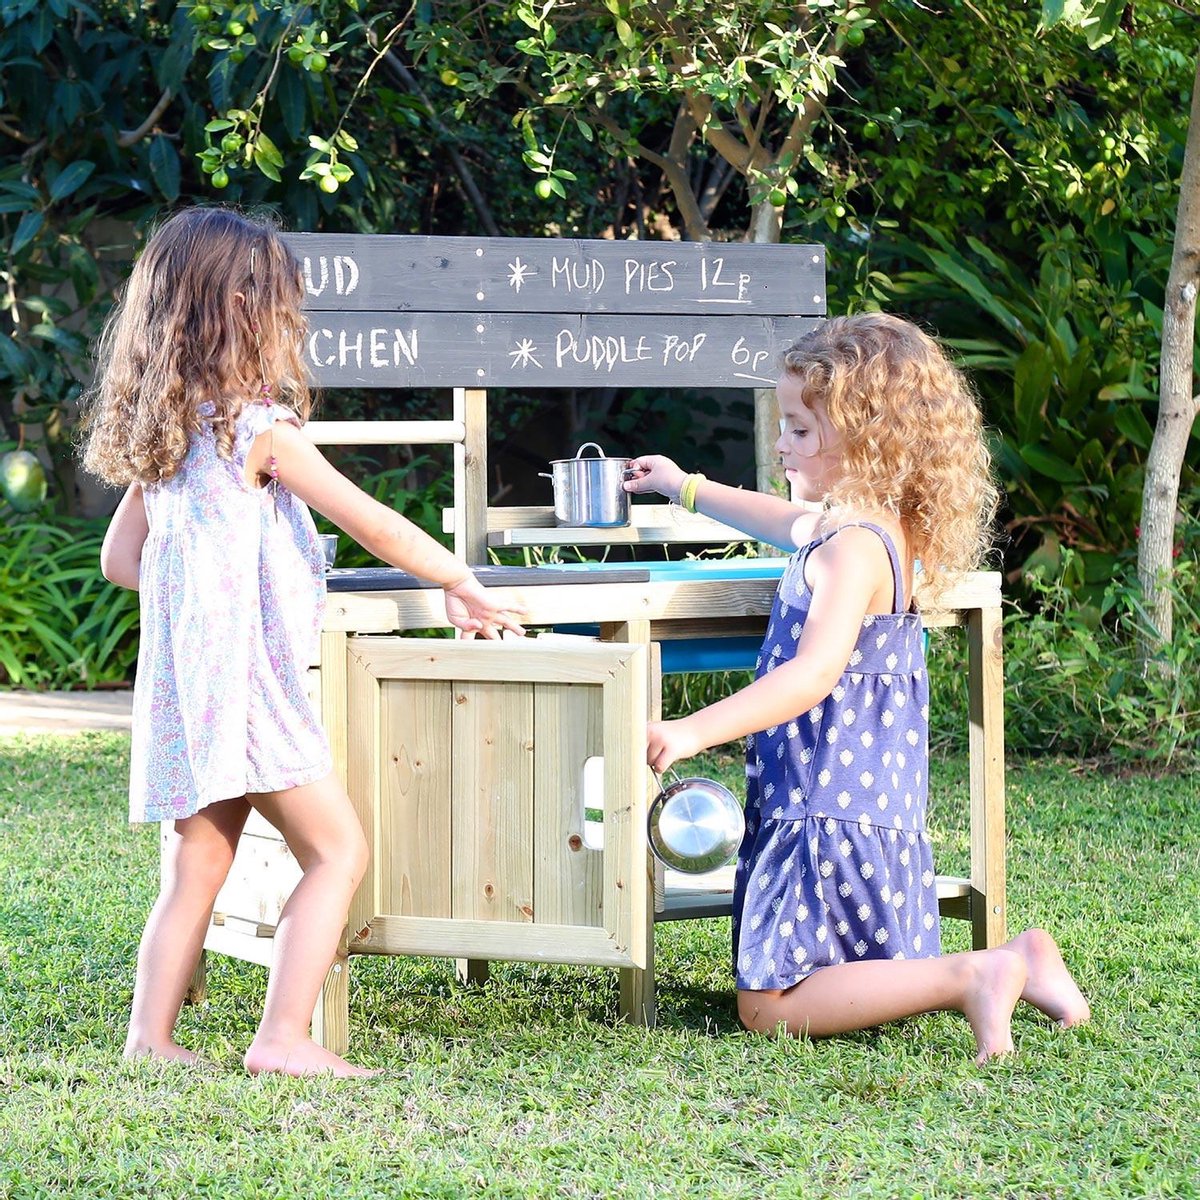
left=306, top=419, right=465, bottom=445
left=532, top=682, right=605, bottom=927
left=311, top=948, right=350, bottom=1056
left=297, top=312, right=820, bottom=390
left=657, top=871, right=974, bottom=921
left=442, top=503, right=745, bottom=540
left=203, top=920, right=275, bottom=968
left=319, top=630, right=347, bottom=786
left=457, top=387, right=488, bottom=564
left=350, top=913, right=640, bottom=966
left=602, top=640, right=649, bottom=971
left=968, top=605, right=1007, bottom=948
left=346, top=647, right=381, bottom=935
left=379, top=679, right=453, bottom=918
left=212, top=832, right=302, bottom=926
left=345, top=572, right=999, bottom=634
left=283, top=233, right=826, bottom=316
left=349, top=637, right=639, bottom=685
left=451, top=681, right=535, bottom=924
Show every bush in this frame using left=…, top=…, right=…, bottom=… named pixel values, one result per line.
left=0, top=513, right=139, bottom=689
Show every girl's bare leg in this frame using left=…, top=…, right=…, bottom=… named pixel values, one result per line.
left=738, top=947, right=1028, bottom=1064
left=242, top=772, right=373, bottom=1078
left=1005, top=928, right=1090, bottom=1026
left=125, top=797, right=251, bottom=1062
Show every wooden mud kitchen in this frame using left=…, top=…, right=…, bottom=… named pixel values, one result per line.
left=181, top=235, right=1007, bottom=1054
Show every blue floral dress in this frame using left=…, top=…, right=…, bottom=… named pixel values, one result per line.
left=128, top=402, right=332, bottom=824
left=732, top=522, right=941, bottom=991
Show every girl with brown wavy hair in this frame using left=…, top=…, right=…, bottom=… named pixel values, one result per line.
left=624, top=313, right=1088, bottom=1062
left=82, top=207, right=524, bottom=1077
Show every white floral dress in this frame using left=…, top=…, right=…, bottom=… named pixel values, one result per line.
left=128, top=401, right=331, bottom=824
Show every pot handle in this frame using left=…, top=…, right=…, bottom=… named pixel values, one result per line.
left=574, top=441, right=609, bottom=459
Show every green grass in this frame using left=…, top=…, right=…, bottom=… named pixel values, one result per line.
left=1, top=734, right=1197, bottom=1199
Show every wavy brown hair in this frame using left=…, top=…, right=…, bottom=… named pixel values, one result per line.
left=81, top=207, right=311, bottom=486
left=782, top=313, right=999, bottom=602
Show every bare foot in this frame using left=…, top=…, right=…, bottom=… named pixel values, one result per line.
left=123, top=1039, right=201, bottom=1065
left=961, top=948, right=1027, bottom=1065
left=1006, top=928, right=1091, bottom=1027
left=244, top=1037, right=379, bottom=1078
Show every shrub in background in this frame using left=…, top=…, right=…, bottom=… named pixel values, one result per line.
left=0, top=512, right=138, bottom=689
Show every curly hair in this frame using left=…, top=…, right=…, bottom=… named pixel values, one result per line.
left=782, top=313, right=999, bottom=602
left=80, top=207, right=312, bottom=486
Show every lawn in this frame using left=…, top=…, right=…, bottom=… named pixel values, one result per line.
left=1, top=732, right=1197, bottom=1199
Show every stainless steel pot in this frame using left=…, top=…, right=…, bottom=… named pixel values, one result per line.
left=541, top=442, right=631, bottom=528
left=647, top=769, right=745, bottom=874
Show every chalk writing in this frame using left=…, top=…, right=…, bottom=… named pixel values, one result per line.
left=301, top=255, right=360, bottom=298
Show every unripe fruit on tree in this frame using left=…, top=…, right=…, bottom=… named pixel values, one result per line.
left=534, top=179, right=554, bottom=199
left=844, top=25, right=865, bottom=46
left=0, top=450, right=47, bottom=512
left=768, top=188, right=786, bottom=207
left=191, top=4, right=211, bottom=21
left=440, top=69, right=459, bottom=86
left=212, top=167, right=229, bottom=188
left=833, top=203, right=846, bottom=218
left=863, top=120, right=880, bottom=139
left=319, top=174, right=340, bottom=193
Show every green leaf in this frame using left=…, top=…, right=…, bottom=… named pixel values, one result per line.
left=1013, top=341, right=1053, bottom=444
left=1020, top=444, right=1084, bottom=483
left=614, top=17, right=636, bottom=48
left=1112, top=404, right=1154, bottom=450
left=48, top=160, right=95, bottom=203
left=11, top=210, right=44, bottom=257
left=148, top=136, right=181, bottom=202
left=253, top=144, right=283, bottom=182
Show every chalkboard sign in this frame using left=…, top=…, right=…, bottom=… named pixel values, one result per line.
left=280, top=234, right=825, bottom=389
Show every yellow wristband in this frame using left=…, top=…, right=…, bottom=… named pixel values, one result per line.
left=680, top=472, right=706, bottom=513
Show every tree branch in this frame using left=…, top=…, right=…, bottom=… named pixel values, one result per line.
left=382, top=50, right=501, bottom=236
left=117, top=89, right=173, bottom=148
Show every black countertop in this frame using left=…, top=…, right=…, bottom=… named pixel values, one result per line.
left=326, top=565, right=652, bottom=592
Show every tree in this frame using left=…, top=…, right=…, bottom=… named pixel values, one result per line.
left=1041, top=0, right=1200, bottom=652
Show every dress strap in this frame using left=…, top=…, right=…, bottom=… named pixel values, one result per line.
left=812, top=521, right=907, bottom=613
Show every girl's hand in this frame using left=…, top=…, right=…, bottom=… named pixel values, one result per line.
left=444, top=574, right=527, bottom=639
left=647, top=717, right=707, bottom=774
left=623, top=455, right=687, bottom=502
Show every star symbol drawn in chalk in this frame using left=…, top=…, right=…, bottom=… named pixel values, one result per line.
left=506, top=257, right=536, bottom=293
left=508, top=338, right=543, bottom=370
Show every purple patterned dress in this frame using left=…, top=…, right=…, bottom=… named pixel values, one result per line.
left=732, top=522, right=941, bottom=991
left=128, top=401, right=332, bottom=824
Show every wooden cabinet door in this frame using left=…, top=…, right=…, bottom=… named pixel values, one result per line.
left=344, top=636, right=649, bottom=969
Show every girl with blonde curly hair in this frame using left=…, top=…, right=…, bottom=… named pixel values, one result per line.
left=82, top=207, right=524, bottom=1077
left=624, top=312, right=1088, bottom=1061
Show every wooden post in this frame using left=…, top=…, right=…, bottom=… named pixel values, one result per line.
left=454, top=387, right=489, bottom=565
left=311, top=942, right=350, bottom=1055
left=966, top=604, right=1007, bottom=948
left=606, top=620, right=658, bottom=1027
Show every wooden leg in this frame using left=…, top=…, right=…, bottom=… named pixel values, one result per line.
left=184, top=947, right=207, bottom=1005
left=619, top=928, right=656, bottom=1027
left=613, top=627, right=659, bottom=1027
left=456, top=958, right=490, bottom=986
left=311, top=941, right=350, bottom=1056
left=967, top=605, right=1007, bottom=948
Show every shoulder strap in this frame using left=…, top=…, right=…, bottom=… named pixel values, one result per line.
left=822, top=521, right=907, bottom=613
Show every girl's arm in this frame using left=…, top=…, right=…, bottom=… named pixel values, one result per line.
left=647, top=527, right=892, bottom=771
left=253, top=422, right=525, bottom=637
left=99, top=483, right=148, bottom=591
left=623, top=454, right=814, bottom=550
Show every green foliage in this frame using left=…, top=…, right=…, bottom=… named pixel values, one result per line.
left=891, top=223, right=1183, bottom=599
left=0, top=512, right=139, bottom=688
left=926, top=514, right=1200, bottom=768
